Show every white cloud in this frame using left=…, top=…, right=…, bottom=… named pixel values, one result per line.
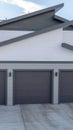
left=0, top=0, right=45, bottom=14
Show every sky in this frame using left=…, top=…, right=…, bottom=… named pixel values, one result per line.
left=0, top=0, right=73, bottom=20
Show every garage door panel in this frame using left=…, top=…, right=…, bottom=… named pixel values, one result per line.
left=60, top=89, right=73, bottom=94
left=14, top=71, right=52, bottom=104
left=60, top=96, right=73, bottom=103
left=59, top=71, right=73, bottom=103
left=0, top=71, right=6, bottom=105
left=15, top=96, right=50, bottom=104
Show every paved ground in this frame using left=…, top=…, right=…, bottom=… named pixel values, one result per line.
left=21, top=104, right=73, bottom=130
left=0, top=105, right=25, bottom=130
left=0, top=104, right=73, bottom=130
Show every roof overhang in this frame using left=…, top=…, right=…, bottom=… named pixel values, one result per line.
left=0, top=3, right=64, bottom=26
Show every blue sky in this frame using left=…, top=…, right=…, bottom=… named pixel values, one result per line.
left=0, top=0, right=73, bottom=20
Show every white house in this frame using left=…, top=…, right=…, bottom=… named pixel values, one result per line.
left=0, top=3, right=73, bottom=105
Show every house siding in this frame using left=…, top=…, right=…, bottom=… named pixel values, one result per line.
left=1, top=28, right=73, bottom=61
left=63, top=31, right=73, bottom=45
left=0, top=30, right=33, bottom=42
left=0, top=28, right=63, bottom=61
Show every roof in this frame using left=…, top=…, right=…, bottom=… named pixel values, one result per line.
left=0, top=3, right=64, bottom=31
left=54, top=15, right=73, bottom=30
left=0, top=3, right=73, bottom=47
left=64, top=25, right=73, bottom=30
left=54, top=15, right=69, bottom=22
left=0, top=3, right=64, bottom=26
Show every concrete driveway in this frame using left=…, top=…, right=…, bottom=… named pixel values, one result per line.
left=0, top=105, right=24, bottom=130
left=0, top=104, right=73, bottom=130
left=21, top=104, right=73, bottom=130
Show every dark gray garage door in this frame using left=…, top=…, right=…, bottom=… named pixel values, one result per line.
left=0, top=70, right=6, bottom=105
left=13, top=70, right=52, bottom=104
left=59, top=71, right=73, bottom=103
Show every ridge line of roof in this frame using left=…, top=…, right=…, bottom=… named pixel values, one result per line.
left=0, top=3, right=64, bottom=26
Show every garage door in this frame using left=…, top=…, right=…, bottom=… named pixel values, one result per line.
left=13, top=70, right=52, bottom=104
left=59, top=71, right=73, bottom=103
left=0, top=70, right=7, bottom=105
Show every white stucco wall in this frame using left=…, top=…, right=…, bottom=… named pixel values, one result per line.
left=0, top=30, right=33, bottom=42
left=0, top=28, right=73, bottom=61
left=0, top=28, right=63, bottom=61
left=63, top=31, right=73, bottom=45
